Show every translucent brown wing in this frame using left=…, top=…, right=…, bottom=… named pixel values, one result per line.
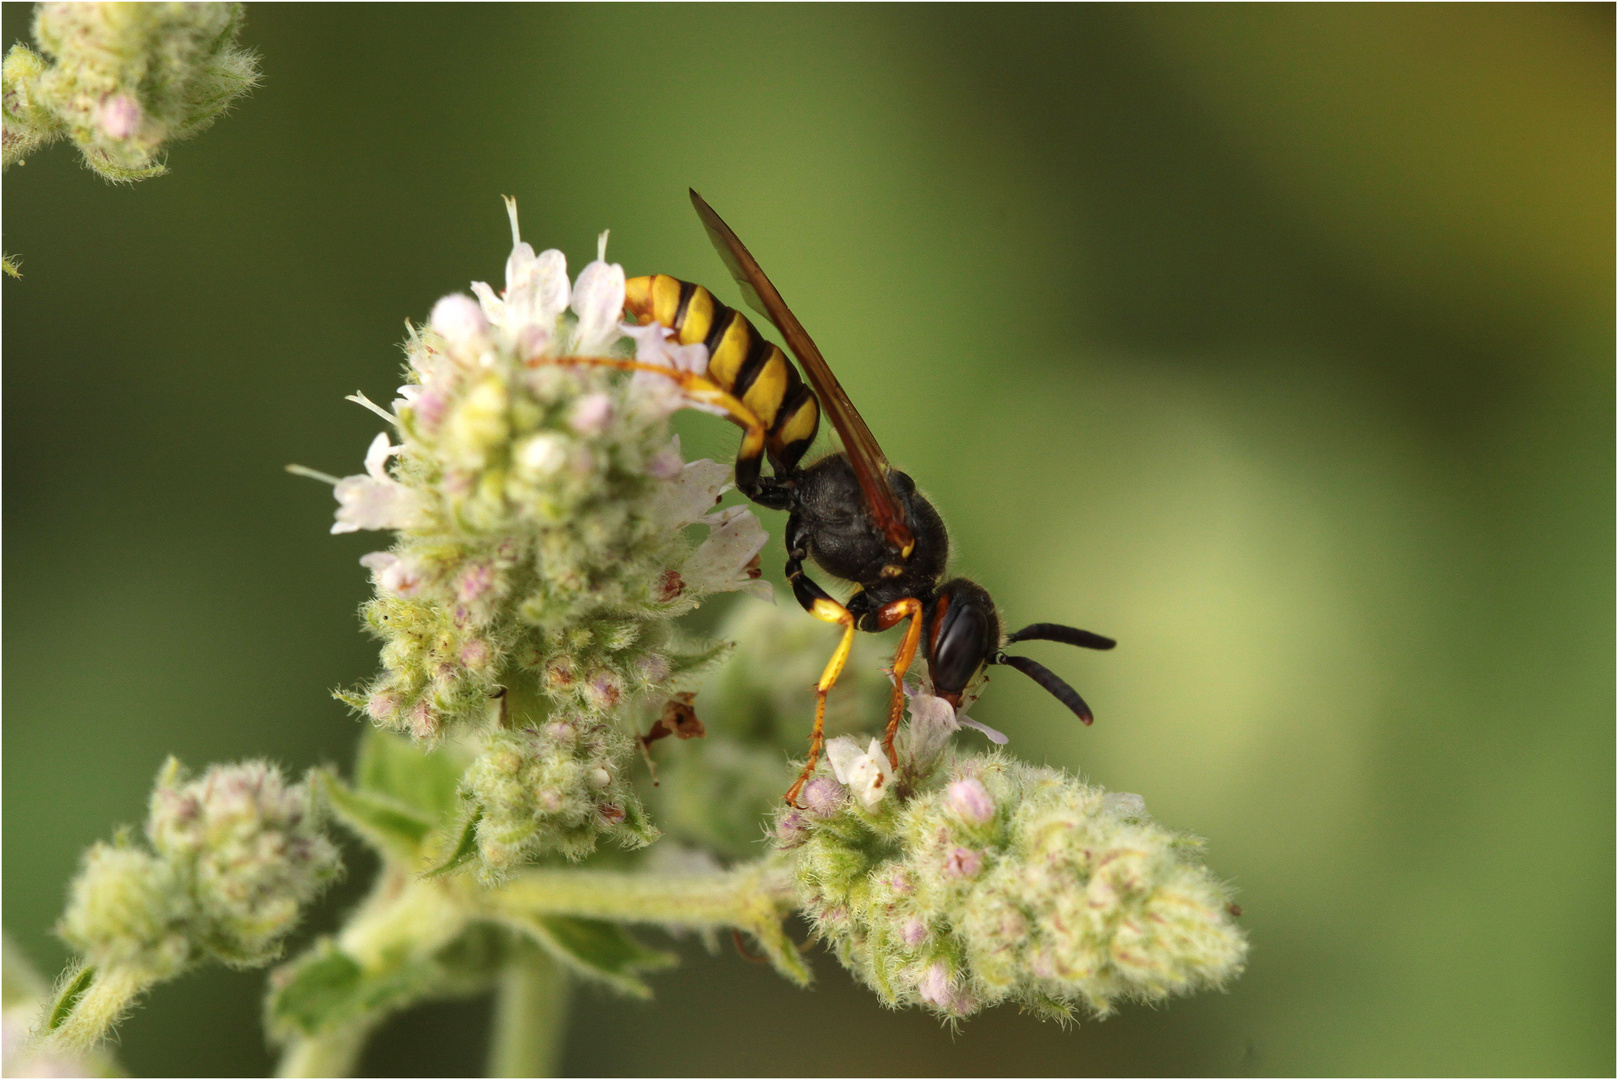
left=689, top=189, right=914, bottom=554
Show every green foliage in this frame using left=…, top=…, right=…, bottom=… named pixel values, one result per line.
left=508, top=915, right=675, bottom=999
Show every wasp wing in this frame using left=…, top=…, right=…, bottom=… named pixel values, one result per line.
left=689, top=189, right=914, bottom=553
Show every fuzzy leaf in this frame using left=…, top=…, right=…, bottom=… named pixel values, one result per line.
left=268, top=943, right=363, bottom=1036
left=421, top=811, right=481, bottom=878
left=355, top=727, right=465, bottom=825
left=45, top=965, right=94, bottom=1031
left=506, top=914, right=675, bottom=998
left=318, top=771, right=433, bottom=863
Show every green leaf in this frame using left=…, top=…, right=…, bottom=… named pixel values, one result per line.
left=354, top=727, right=466, bottom=824
left=46, top=965, right=94, bottom=1031
left=507, top=915, right=675, bottom=999
left=422, top=810, right=481, bottom=878
left=318, top=771, right=433, bottom=863
left=268, top=943, right=363, bottom=1036
left=270, top=929, right=501, bottom=1040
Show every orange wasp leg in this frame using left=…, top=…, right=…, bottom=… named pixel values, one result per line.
left=873, top=597, right=925, bottom=768
left=544, top=355, right=768, bottom=467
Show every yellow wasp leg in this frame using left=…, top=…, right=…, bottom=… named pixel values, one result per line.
left=875, top=597, right=925, bottom=769
left=783, top=597, right=857, bottom=807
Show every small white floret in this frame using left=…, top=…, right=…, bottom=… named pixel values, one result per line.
left=825, top=737, right=893, bottom=810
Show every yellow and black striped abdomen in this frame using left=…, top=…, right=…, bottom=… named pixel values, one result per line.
left=625, top=273, right=820, bottom=471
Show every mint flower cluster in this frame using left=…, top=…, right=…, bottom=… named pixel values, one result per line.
left=2, top=2, right=258, bottom=181
left=777, top=705, right=1247, bottom=1021
left=38, top=760, right=339, bottom=1055
left=313, top=200, right=773, bottom=879
left=59, top=759, right=340, bottom=977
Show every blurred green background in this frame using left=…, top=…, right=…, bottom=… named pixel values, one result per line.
left=4, top=3, right=1611, bottom=1075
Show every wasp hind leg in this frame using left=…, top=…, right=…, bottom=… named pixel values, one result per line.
left=783, top=519, right=858, bottom=806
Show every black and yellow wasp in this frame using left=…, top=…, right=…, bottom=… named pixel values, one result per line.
left=603, top=191, right=1115, bottom=804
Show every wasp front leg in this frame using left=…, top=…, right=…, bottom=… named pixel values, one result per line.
left=870, top=597, right=925, bottom=768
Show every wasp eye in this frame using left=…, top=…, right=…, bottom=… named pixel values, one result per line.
left=931, top=599, right=992, bottom=696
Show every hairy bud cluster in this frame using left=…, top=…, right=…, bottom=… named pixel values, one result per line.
left=464, top=718, right=656, bottom=878
left=778, top=745, right=1247, bottom=1021
left=316, top=200, right=773, bottom=875
left=2, top=2, right=259, bottom=180
left=58, top=760, right=340, bottom=977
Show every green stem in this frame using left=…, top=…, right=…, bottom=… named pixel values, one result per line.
left=277, top=1022, right=375, bottom=1079
left=483, top=864, right=809, bottom=986
left=488, top=945, right=570, bottom=1078
left=38, top=965, right=154, bottom=1055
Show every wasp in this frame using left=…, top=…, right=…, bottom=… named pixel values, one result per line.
left=608, top=191, right=1115, bottom=805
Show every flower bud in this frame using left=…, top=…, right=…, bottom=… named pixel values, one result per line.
left=57, top=842, right=191, bottom=978
left=430, top=293, right=488, bottom=349
left=946, top=778, right=995, bottom=825
left=146, top=760, right=341, bottom=965
left=781, top=752, right=1246, bottom=1021
left=801, top=777, right=846, bottom=818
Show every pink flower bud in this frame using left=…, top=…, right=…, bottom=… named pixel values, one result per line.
left=946, top=777, right=995, bottom=825
left=408, top=698, right=441, bottom=740
left=646, top=442, right=683, bottom=479
left=429, top=294, right=488, bottom=347
left=98, top=94, right=141, bottom=140
left=943, top=846, right=983, bottom=880
left=901, top=918, right=928, bottom=946
left=584, top=671, right=623, bottom=710
left=918, top=962, right=955, bottom=1008
left=457, top=562, right=494, bottom=603
left=774, top=810, right=810, bottom=849
left=568, top=392, right=614, bottom=435
left=801, top=777, right=845, bottom=818
left=636, top=653, right=671, bottom=684
left=413, top=387, right=449, bottom=432
left=365, top=689, right=403, bottom=724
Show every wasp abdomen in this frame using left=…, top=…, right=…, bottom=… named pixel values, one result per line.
left=626, top=273, right=820, bottom=471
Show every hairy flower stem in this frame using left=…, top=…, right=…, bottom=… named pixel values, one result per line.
left=276, top=1022, right=375, bottom=1080
left=483, top=865, right=809, bottom=986
left=37, top=964, right=150, bottom=1055
left=488, top=946, right=569, bottom=1078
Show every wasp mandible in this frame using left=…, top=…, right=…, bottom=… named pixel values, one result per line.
left=621, top=191, right=1116, bottom=805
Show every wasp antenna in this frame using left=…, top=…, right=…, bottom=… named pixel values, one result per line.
left=1005, top=623, right=1116, bottom=651
left=997, top=654, right=1095, bottom=725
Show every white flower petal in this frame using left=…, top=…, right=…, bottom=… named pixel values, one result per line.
left=430, top=293, right=488, bottom=347
left=363, top=432, right=400, bottom=479
left=739, top=578, right=776, bottom=604
left=1102, top=792, right=1147, bottom=819
left=957, top=715, right=1009, bottom=744
left=501, top=242, right=542, bottom=327
left=569, top=259, right=626, bottom=355
left=682, top=505, right=768, bottom=593
left=469, top=280, right=504, bottom=325
left=649, top=456, right=731, bottom=528
left=332, top=475, right=426, bottom=534
left=533, top=249, right=570, bottom=324
left=824, top=736, right=866, bottom=786
left=821, top=737, right=893, bottom=809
